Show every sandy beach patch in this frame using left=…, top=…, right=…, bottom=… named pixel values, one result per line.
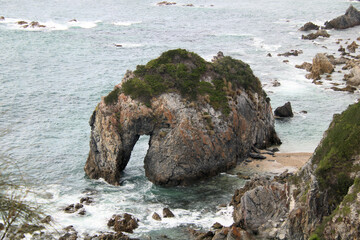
left=229, top=152, right=312, bottom=177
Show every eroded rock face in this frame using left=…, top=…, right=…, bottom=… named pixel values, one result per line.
left=230, top=102, right=360, bottom=239
left=85, top=50, right=280, bottom=186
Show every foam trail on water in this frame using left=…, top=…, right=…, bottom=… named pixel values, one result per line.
left=113, top=21, right=142, bottom=26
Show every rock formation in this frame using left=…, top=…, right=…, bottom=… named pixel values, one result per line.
left=227, top=101, right=360, bottom=239
left=85, top=49, right=280, bottom=186
left=306, top=53, right=334, bottom=80
left=298, top=22, right=320, bottom=31
left=324, top=5, right=360, bottom=29
left=301, top=30, right=330, bottom=40
left=274, top=102, right=294, bottom=118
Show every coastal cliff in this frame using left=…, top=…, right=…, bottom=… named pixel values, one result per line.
left=85, top=49, right=280, bottom=186
left=228, top=101, right=360, bottom=240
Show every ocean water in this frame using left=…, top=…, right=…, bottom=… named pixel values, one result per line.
left=0, top=0, right=360, bottom=238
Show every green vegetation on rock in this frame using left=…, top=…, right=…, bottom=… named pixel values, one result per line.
left=106, top=49, right=263, bottom=115
left=313, top=101, right=360, bottom=207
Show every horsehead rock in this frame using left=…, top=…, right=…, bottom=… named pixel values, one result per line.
left=84, top=49, right=281, bottom=186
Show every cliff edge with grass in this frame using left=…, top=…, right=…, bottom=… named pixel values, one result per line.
left=84, top=49, right=280, bottom=186
left=228, top=101, right=360, bottom=240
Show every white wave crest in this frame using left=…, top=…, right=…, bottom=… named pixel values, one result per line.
left=113, top=21, right=142, bottom=26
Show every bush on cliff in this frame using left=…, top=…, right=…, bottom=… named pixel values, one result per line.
left=313, top=101, right=360, bottom=208
left=107, top=49, right=263, bottom=115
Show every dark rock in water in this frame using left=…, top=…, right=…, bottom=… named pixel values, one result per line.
left=272, top=79, right=281, bottom=87
left=80, top=196, right=94, bottom=205
left=324, top=5, right=360, bottom=29
left=152, top=212, right=161, bottom=221
left=94, top=232, right=132, bottom=240
left=78, top=208, right=86, bottom=215
left=347, top=41, right=359, bottom=53
left=163, top=208, right=175, bottom=218
left=60, top=226, right=78, bottom=240
left=0, top=16, right=4, bottom=21
left=194, top=231, right=214, bottom=240
left=85, top=49, right=281, bottom=186
left=331, top=85, right=357, bottom=93
left=274, top=102, right=293, bottom=118
left=17, top=20, right=28, bottom=25
left=75, top=203, right=83, bottom=210
left=278, top=50, right=303, bottom=57
left=64, top=204, right=76, bottom=213
left=157, top=1, right=176, bottom=6
left=299, top=22, right=320, bottom=31
left=302, top=29, right=330, bottom=40
left=69, top=19, right=77, bottom=22
left=267, top=53, right=272, bottom=57
left=109, top=213, right=139, bottom=233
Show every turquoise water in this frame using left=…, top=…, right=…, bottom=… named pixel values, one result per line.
left=0, top=0, right=359, bottom=238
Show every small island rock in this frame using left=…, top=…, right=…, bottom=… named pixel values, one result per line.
left=274, top=102, right=293, bottom=118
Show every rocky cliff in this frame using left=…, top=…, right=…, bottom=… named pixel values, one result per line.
left=85, top=49, right=280, bottom=186
left=228, top=101, right=360, bottom=240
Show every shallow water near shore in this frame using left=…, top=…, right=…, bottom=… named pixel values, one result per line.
left=1, top=0, right=360, bottom=238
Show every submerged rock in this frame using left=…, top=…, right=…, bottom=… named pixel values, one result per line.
left=347, top=41, right=359, bottom=53
left=301, top=30, right=330, bottom=40
left=274, top=102, right=293, bottom=118
left=85, top=49, right=280, bottom=186
left=324, top=5, right=360, bottom=29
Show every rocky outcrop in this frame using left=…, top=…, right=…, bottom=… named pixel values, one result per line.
left=228, top=101, right=360, bottom=239
left=301, top=30, right=330, bottom=40
left=298, top=22, right=319, bottom=31
left=107, top=213, right=139, bottom=233
left=346, top=65, right=360, bottom=86
left=85, top=49, right=280, bottom=186
left=324, top=5, right=360, bottom=29
left=274, top=102, right=293, bottom=118
left=306, top=53, right=334, bottom=80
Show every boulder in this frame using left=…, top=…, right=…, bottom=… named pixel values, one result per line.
left=324, top=5, right=360, bottom=29
left=163, top=208, right=175, bottom=218
left=346, top=65, right=360, bottom=86
left=274, top=102, right=293, bottom=118
left=306, top=53, right=334, bottom=80
left=298, top=22, right=320, bottom=31
left=152, top=212, right=161, bottom=221
left=347, top=41, right=359, bottom=53
left=301, top=30, right=330, bottom=40
left=80, top=196, right=94, bottom=205
left=85, top=49, right=281, bottom=186
left=108, top=213, right=139, bottom=233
